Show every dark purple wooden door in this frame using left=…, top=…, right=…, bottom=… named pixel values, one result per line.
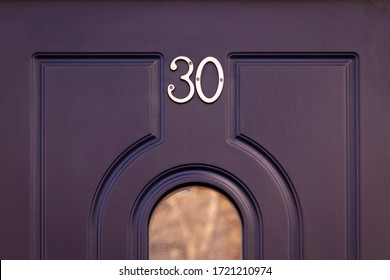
left=1, top=1, right=389, bottom=260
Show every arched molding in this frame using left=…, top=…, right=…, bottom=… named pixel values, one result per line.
left=128, top=164, right=263, bottom=259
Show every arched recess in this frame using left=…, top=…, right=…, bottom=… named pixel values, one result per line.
left=128, top=165, right=262, bottom=259
left=89, top=158, right=302, bottom=259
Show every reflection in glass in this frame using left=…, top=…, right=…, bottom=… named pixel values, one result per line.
left=149, top=186, right=242, bottom=260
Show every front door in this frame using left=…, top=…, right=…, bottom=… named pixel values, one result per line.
left=1, top=1, right=389, bottom=260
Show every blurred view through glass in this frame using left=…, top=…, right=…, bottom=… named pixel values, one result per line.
left=149, top=186, right=242, bottom=259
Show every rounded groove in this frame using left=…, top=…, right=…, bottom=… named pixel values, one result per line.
left=88, top=134, right=162, bottom=259
left=233, top=134, right=303, bottom=259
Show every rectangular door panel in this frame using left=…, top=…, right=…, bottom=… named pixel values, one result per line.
left=31, top=54, right=161, bottom=259
left=231, top=54, right=358, bottom=259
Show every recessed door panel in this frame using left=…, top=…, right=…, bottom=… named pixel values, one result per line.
left=32, top=54, right=161, bottom=259
left=231, top=54, right=358, bottom=259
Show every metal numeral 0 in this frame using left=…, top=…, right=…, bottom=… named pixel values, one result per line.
left=195, top=57, right=224, bottom=104
left=167, top=56, right=224, bottom=104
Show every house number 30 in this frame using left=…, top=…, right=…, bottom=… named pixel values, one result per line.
left=167, top=56, right=224, bottom=104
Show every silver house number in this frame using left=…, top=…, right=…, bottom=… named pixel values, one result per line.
left=167, top=56, right=224, bottom=104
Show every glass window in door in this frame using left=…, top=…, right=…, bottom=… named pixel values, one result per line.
left=149, top=186, right=242, bottom=259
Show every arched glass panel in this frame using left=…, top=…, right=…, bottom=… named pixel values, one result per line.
left=149, top=186, right=242, bottom=260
